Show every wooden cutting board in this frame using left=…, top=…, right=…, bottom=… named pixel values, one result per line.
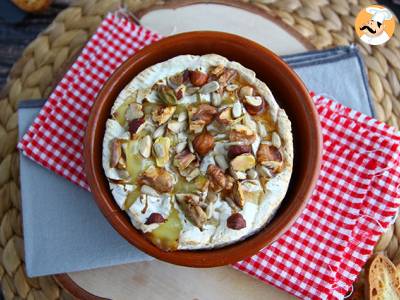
left=65, top=1, right=312, bottom=299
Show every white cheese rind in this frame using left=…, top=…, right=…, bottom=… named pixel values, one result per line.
left=129, top=194, right=171, bottom=233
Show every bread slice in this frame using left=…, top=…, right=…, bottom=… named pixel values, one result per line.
left=365, top=254, right=400, bottom=299
left=11, top=0, right=52, bottom=13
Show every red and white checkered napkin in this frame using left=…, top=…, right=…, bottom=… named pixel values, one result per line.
left=18, top=13, right=161, bottom=189
left=18, top=13, right=400, bottom=299
left=235, top=93, right=400, bottom=299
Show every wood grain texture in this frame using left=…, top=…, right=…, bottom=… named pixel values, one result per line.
left=69, top=261, right=296, bottom=300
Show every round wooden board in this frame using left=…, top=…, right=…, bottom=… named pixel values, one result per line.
left=64, top=1, right=311, bottom=299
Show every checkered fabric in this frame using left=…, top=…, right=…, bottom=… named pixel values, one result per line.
left=18, top=13, right=400, bottom=300
left=18, top=13, right=161, bottom=189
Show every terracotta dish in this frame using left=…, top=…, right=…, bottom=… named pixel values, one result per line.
left=84, top=31, right=322, bottom=267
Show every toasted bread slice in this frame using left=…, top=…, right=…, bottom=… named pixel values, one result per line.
left=365, top=254, right=400, bottom=299
left=11, top=0, right=52, bottom=13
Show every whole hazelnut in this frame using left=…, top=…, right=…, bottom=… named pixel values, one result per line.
left=192, top=131, right=215, bottom=156
left=145, top=213, right=165, bottom=225
left=227, top=213, right=246, bottom=230
left=243, top=96, right=264, bottom=115
left=256, top=144, right=283, bottom=166
left=227, top=144, right=252, bottom=160
left=189, top=70, right=208, bottom=87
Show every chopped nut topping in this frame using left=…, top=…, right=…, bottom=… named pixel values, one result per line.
left=167, top=72, right=184, bottom=88
left=217, top=68, right=238, bottom=92
left=174, top=149, right=196, bottom=171
left=187, top=106, right=206, bottom=134
left=271, top=132, right=282, bottom=148
left=191, top=104, right=218, bottom=125
left=207, top=164, right=226, bottom=192
left=176, top=194, right=208, bottom=229
left=139, top=135, right=152, bottom=158
left=227, top=144, right=252, bottom=160
left=243, top=96, right=264, bottom=115
left=153, top=137, right=171, bottom=167
left=229, top=124, right=256, bottom=144
left=214, top=154, right=229, bottom=171
left=211, top=65, right=225, bottom=77
left=110, top=139, right=122, bottom=168
left=175, top=85, right=186, bottom=100
left=230, top=153, right=256, bottom=172
left=194, top=176, right=210, bottom=193
left=168, top=120, right=186, bottom=133
left=137, top=166, right=174, bottom=193
left=232, top=101, right=242, bottom=119
left=256, top=144, right=283, bottom=171
left=216, top=107, right=233, bottom=125
left=157, top=85, right=178, bottom=105
left=106, top=59, right=291, bottom=250
left=152, top=106, right=176, bottom=125
left=224, top=175, right=235, bottom=193
left=206, top=191, right=218, bottom=203
left=239, top=86, right=254, bottom=98
left=110, top=139, right=126, bottom=169
left=125, top=103, right=144, bottom=121
left=199, top=81, right=220, bottom=94
left=232, top=181, right=246, bottom=208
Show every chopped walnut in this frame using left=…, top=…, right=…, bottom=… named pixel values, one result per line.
left=224, top=175, right=235, bottom=193
left=137, top=166, right=174, bottom=193
left=192, top=104, right=217, bottom=125
left=174, top=150, right=197, bottom=171
left=229, top=124, right=256, bottom=145
left=207, top=164, right=226, bottom=192
left=188, top=106, right=206, bottom=134
left=217, top=68, right=238, bottom=93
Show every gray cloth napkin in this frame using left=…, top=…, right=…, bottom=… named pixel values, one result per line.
left=19, top=45, right=374, bottom=277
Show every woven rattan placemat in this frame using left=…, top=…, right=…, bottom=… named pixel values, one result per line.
left=0, top=0, right=399, bottom=299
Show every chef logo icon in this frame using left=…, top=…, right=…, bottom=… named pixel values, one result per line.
left=355, top=5, right=396, bottom=45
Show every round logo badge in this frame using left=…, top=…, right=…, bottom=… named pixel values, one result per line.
left=355, top=5, right=396, bottom=45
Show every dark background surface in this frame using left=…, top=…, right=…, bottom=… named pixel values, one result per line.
left=0, top=1, right=398, bottom=299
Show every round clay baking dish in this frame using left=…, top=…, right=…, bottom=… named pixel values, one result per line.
left=84, top=31, right=322, bottom=267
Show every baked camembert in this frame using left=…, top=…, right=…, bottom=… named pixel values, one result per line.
left=103, top=54, right=293, bottom=251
